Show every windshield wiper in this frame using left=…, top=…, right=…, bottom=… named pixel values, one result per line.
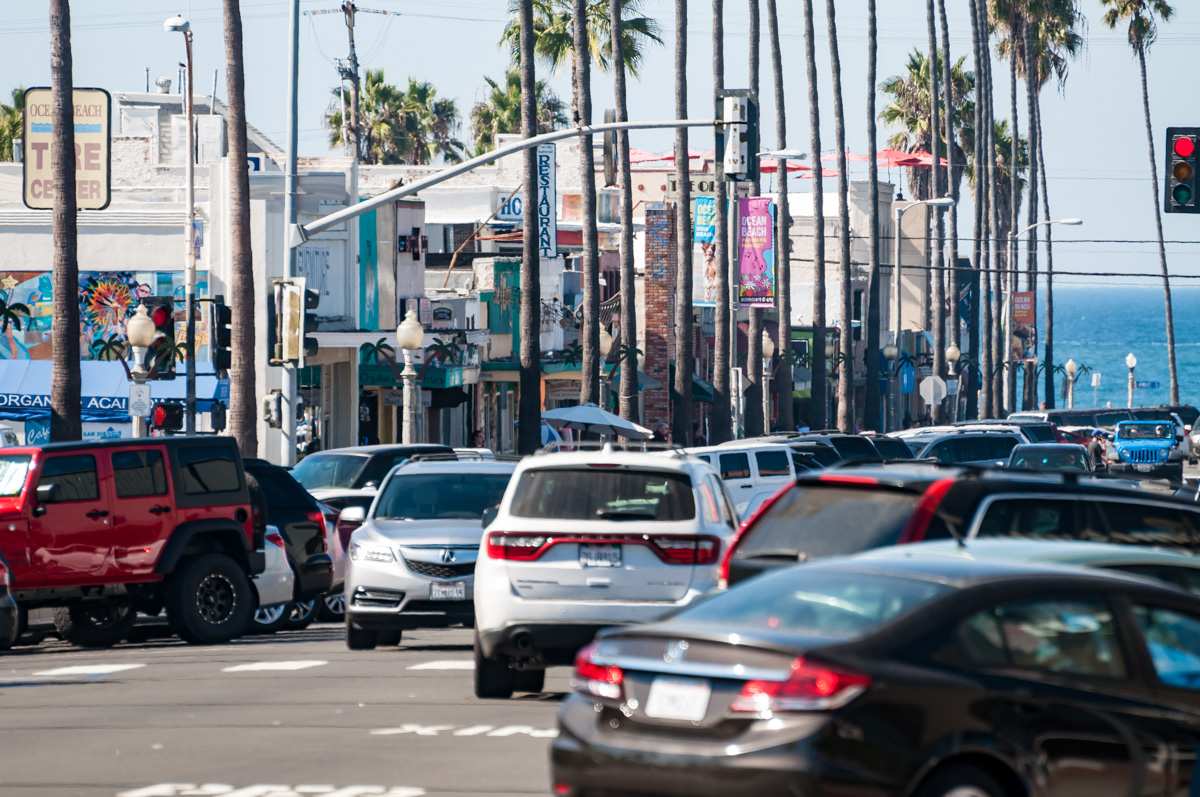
left=594, top=511, right=658, bottom=521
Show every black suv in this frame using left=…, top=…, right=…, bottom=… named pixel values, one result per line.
left=721, top=463, right=1200, bottom=587
left=243, top=459, right=333, bottom=602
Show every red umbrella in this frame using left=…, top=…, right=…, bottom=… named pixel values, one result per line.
left=876, top=148, right=924, bottom=167
left=759, top=161, right=814, bottom=174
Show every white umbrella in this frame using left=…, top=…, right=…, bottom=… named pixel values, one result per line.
left=542, top=403, right=654, bottom=440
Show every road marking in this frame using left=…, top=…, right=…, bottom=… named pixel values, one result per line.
left=369, top=723, right=557, bottom=739
left=406, top=660, right=473, bottom=671
left=34, top=663, right=146, bottom=677
left=221, top=660, right=328, bottom=673
left=119, top=786, right=426, bottom=797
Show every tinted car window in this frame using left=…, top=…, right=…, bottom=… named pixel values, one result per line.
left=376, top=473, right=512, bottom=520
left=1009, top=446, right=1090, bottom=473
left=248, top=465, right=314, bottom=509
left=291, top=453, right=368, bottom=490
left=1172, top=406, right=1199, bottom=426
left=510, top=468, right=696, bottom=521
left=176, top=445, right=241, bottom=496
left=113, top=450, right=168, bottom=498
left=719, top=453, right=751, bottom=480
left=678, top=568, right=949, bottom=640
left=791, top=444, right=841, bottom=467
left=828, top=436, right=882, bottom=463
left=870, top=437, right=915, bottom=460
left=1111, top=565, right=1200, bottom=596
left=1020, top=424, right=1057, bottom=443
left=975, top=499, right=1079, bottom=540
left=1096, top=410, right=1132, bottom=427
left=1094, top=501, right=1200, bottom=550
left=965, top=436, right=1019, bottom=461
left=1133, top=606, right=1200, bottom=690
left=734, top=486, right=919, bottom=560
left=39, top=455, right=98, bottom=502
left=755, top=451, right=791, bottom=478
left=988, top=599, right=1125, bottom=678
left=358, top=448, right=454, bottom=487
left=1055, top=411, right=1097, bottom=426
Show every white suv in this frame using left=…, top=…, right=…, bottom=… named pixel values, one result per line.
left=342, top=459, right=516, bottom=649
left=473, top=447, right=738, bottom=699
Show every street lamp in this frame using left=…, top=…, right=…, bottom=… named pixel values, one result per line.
left=164, top=14, right=197, bottom=434
left=761, top=329, right=776, bottom=431
left=1125, top=352, right=1137, bottom=409
left=1064, top=358, right=1078, bottom=409
left=945, top=344, right=962, bottom=420
left=396, top=310, right=425, bottom=444
left=126, top=305, right=157, bottom=437
left=882, top=342, right=898, bottom=431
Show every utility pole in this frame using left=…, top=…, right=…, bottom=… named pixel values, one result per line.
left=341, top=1, right=361, bottom=161
left=283, top=0, right=300, bottom=465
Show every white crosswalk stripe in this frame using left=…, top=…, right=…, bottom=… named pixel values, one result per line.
left=406, top=660, right=473, bottom=671
left=222, top=660, right=328, bottom=673
left=33, top=663, right=146, bottom=677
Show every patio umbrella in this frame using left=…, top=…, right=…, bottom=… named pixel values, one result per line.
left=542, top=403, right=654, bottom=440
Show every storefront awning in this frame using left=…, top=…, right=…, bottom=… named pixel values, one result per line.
left=0, top=360, right=224, bottom=422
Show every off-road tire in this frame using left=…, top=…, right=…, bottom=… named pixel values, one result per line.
left=513, top=668, right=545, bottom=694
left=53, top=603, right=136, bottom=649
left=474, top=632, right=515, bottom=699
left=166, top=553, right=254, bottom=645
left=915, top=764, right=1008, bottom=797
left=346, top=623, right=378, bottom=650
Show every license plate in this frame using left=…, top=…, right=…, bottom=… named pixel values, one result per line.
left=579, top=543, right=622, bottom=568
left=644, top=677, right=711, bottom=722
left=1135, top=464, right=1153, bottom=473
left=430, top=581, right=466, bottom=600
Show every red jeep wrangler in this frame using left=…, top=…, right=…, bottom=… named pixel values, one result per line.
left=0, top=436, right=264, bottom=647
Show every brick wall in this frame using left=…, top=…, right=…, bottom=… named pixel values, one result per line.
left=643, top=204, right=676, bottom=430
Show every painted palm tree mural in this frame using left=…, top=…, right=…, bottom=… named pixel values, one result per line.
left=89, top=334, right=126, bottom=362
left=0, top=293, right=31, bottom=358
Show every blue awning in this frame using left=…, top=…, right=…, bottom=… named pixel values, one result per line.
left=0, top=361, right=225, bottom=422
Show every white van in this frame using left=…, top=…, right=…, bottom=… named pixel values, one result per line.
left=683, top=443, right=798, bottom=515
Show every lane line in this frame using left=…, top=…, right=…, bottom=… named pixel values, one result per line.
left=221, top=660, right=328, bottom=673
left=33, top=663, right=146, bottom=677
left=406, top=660, right=473, bottom=671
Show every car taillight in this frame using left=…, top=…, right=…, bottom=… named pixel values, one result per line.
left=730, top=657, right=870, bottom=714
left=651, top=536, right=719, bottom=565
left=571, top=643, right=624, bottom=701
left=719, top=482, right=794, bottom=588
left=898, top=478, right=955, bottom=543
left=486, top=532, right=550, bottom=561
left=307, top=510, right=328, bottom=552
left=266, top=531, right=286, bottom=549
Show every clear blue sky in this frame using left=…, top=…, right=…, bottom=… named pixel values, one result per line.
left=4, top=0, right=1200, bottom=286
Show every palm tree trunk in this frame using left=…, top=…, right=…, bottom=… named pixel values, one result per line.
left=612, top=0, right=639, bottom=424
left=1004, top=6, right=1020, bottom=416
left=573, top=0, right=600, bottom=407
left=984, top=1, right=1002, bottom=418
left=1037, top=93, right=1056, bottom=409
left=223, top=0, right=257, bottom=455
left=862, top=0, right=881, bottom=430
left=517, top=0, right=543, bottom=454
left=926, top=0, right=945, bottom=421
left=1137, top=45, right=1180, bottom=405
left=710, top=0, right=731, bottom=442
left=971, top=0, right=991, bottom=420
left=671, top=0, right=694, bottom=444
left=1022, top=25, right=1039, bottom=411
left=767, top=0, right=793, bottom=432
left=937, top=0, right=959, bottom=362
left=49, top=0, right=81, bottom=442
left=743, top=0, right=763, bottom=437
left=801, top=0, right=826, bottom=430
left=826, top=0, right=853, bottom=432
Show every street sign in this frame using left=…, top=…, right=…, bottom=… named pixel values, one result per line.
left=22, top=87, right=111, bottom=210
left=535, top=143, right=557, bottom=259
left=128, top=383, right=151, bottom=418
left=919, top=375, right=948, bottom=406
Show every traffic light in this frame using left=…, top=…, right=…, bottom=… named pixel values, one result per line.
left=1165, top=127, right=1200, bottom=214
left=262, top=390, right=283, bottom=429
left=211, top=294, right=232, bottom=373
left=141, top=296, right=177, bottom=379
left=301, top=285, right=320, bottom=367
left=720, top=92, right=759, bottom=183
left=269, top=278, right=319, bottom=367
left=268, top=279, right=284, bottom=366
left=150, top=401, right=184, bottom=432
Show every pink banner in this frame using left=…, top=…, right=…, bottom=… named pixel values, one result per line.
left=737, top=197, right=776, bottom=306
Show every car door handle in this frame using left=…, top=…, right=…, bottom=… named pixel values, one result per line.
left=149, top=505, right=171, bottom=515
left=86, top=509, right=109, bottom=520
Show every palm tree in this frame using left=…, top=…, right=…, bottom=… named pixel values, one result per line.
left=517, top=0, right=543, bottom=455
left=501, top=0, right=662, bottom=77
left=469, top=69, right=568, bottom=154
left=970, top=0, right=990, bottom=420
left=744, top=0, right=763, bottom=438
left=0, top=87, right=24, bottom=162
left=572, top=0, right=602, bottom=407
left=49, top=0, right=80, bottom=442
left=224, top=0, right=256, bottom=456
left=863, top=0, right=881, bottom=430
left=801, top=0, right=826, bottom=430
left=1101, top=0, right=1179, bottom=405
left=611, top=0, right=640, bottom=425
left=671, top=0, right=693, bottom=444
left=981, top=0, right=1004, bottom=417
left=327, top=72, right=465, bottom=165
left=825, top=0, right=853, bottom=432
left=925, top=0, right=946, bottom=416
left=936, top=0, right=962, bottom=377
left=767, top=0, right=793, bottom=433
left=709, top=0, right=731, bottom=442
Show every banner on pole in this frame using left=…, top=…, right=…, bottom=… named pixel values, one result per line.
left=693, top=196, right=717, bottom=244
left=737, top=196, right=775, bottom=306
left=1009, top=290, right=1037, bottom=362
left=535, top=143, right=557, bottom=259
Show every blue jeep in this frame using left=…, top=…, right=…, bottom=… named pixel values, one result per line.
left=1110, top=420, right=1184, bottom=482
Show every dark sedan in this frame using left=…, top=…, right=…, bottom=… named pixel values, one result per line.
left=552, top=557, right=1200, bottom=797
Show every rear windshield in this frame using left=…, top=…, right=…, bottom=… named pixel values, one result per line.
left=829, top=436, right=882, bottom=462
left=1021, top=424, right=1057, bottom=443
left=871, top=437, right=915, bottom=460
left=292, top=453, right=368, bottom=490
left=1009, top=447, right=1090, bottom=473
left=510, top=467, right=695, bottom=521
left=1096, top=410, right=1132, bottom=427
left=0, top=454, right=30, bottom=497
left=677, top=568, right=949, bottom=640
left=791, top=444, right=841, bottom=467
left=1054, top=411, right=1097, bottom=426
left=375, top=473, right=512, bottom=521
left=734, top=485, right=920, bottom=561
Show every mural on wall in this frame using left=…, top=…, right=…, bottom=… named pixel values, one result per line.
left=0, top=271, right=209, bottom=361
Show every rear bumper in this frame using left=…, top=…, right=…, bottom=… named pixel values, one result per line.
left=1108, top=461, right=1181, bottom=480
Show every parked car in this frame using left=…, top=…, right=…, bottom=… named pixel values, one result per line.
left=960, top=417, right=1058, bottom=443
left=552, top=557, right=1200, bottom=797
left=722, top=463, right=1200, bottom=587
left=0, top=437, right=262, bottom=647
left=290, top=444, right=454, bottom=503
left=912, top=431, right=1023, bottom=466
left=684, top=443, right=798, bottom=515
left=863, top=433, right=916, bottom=461
left=1109, top=420, right=1184, bottom=482
left=1006, top=443, right=1092, bottom=473
left=249, top=525, right=299, bottom=633
left=343, top=458, right=516, bottom=650
left=0, top=556, right=16, bottom=650
left=1129, top=408, right=1194, bottom=462
left=474, top=447, right=739, bottom=698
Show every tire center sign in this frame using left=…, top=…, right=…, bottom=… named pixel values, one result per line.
left=22, top=87, right=112, bottom=211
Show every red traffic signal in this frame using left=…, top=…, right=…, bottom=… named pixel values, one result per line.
left=150, top=402, right=184, bottom=432
left=1174, top=135, right=1196, bottom=159
left=1166, top=127, right=1200, bottom=215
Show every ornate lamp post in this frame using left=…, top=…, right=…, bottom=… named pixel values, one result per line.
left=945, top=343, right=962, bottom=421
left=882, top=342, right=898, bottom=432
left=1125, top=352, right=1137, bottom=409
left=1065, top=358, right=1078, bottom=409
left=761, top=330, right=776, bottom=433
left=396, top=310, right=425, bottom=444
left=125, top=305, right=158, bottom=438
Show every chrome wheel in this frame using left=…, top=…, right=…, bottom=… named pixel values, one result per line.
left=254, top=604, right=287, bottom=626
left=195, top=572, right=237, bottom=625
left=324, top=592, right=345, bottom=616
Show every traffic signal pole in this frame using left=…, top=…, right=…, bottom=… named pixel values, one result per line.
left=282, top=0, right=301, bottom=465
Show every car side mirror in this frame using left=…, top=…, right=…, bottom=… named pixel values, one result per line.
left=33, top=482, right=58, bottom=515
left=481, top=505, right=499, bottom=529
left=338, top=505, right=366, bottom=526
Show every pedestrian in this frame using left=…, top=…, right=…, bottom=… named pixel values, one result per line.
left=652, top=421, right=671, bottom=444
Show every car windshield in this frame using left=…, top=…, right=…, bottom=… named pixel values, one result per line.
left=1120, top=424, right=1173, bottom=441
left=0, top=454, right=30, bottom=497
left=290, top=453, right=368, bottom=490
left=676, top=568, right=950, bottom=639
left=510, top=467, right=696, bottom=521
left=1009, top=447, right=1090, bottom=473
left=374, top=473, right=512, bottom=520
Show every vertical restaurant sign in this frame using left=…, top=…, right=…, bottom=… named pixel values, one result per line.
left=737, top=196, right=776, bottom=306
left=536, top=143, right=557, bottom=259
left=1009, top=290, right=1038, bottom=362
left=693, top=196, right=717, bottom=244
left=22, top=87, right=112, bottom=210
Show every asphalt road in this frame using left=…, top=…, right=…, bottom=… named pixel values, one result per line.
left=0, top=625, right=563, bottom=797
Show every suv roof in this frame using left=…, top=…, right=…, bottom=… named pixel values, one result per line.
left=523, top=447, right=696, bottom=474
left=389, top=459, right=517, bottom=476
left=310, top=443, right=453, bottom=456
left=2, top=436, right=238, bottom=454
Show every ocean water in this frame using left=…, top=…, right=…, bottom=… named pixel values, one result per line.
left=1031, top=286, right=1199, bottom=409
